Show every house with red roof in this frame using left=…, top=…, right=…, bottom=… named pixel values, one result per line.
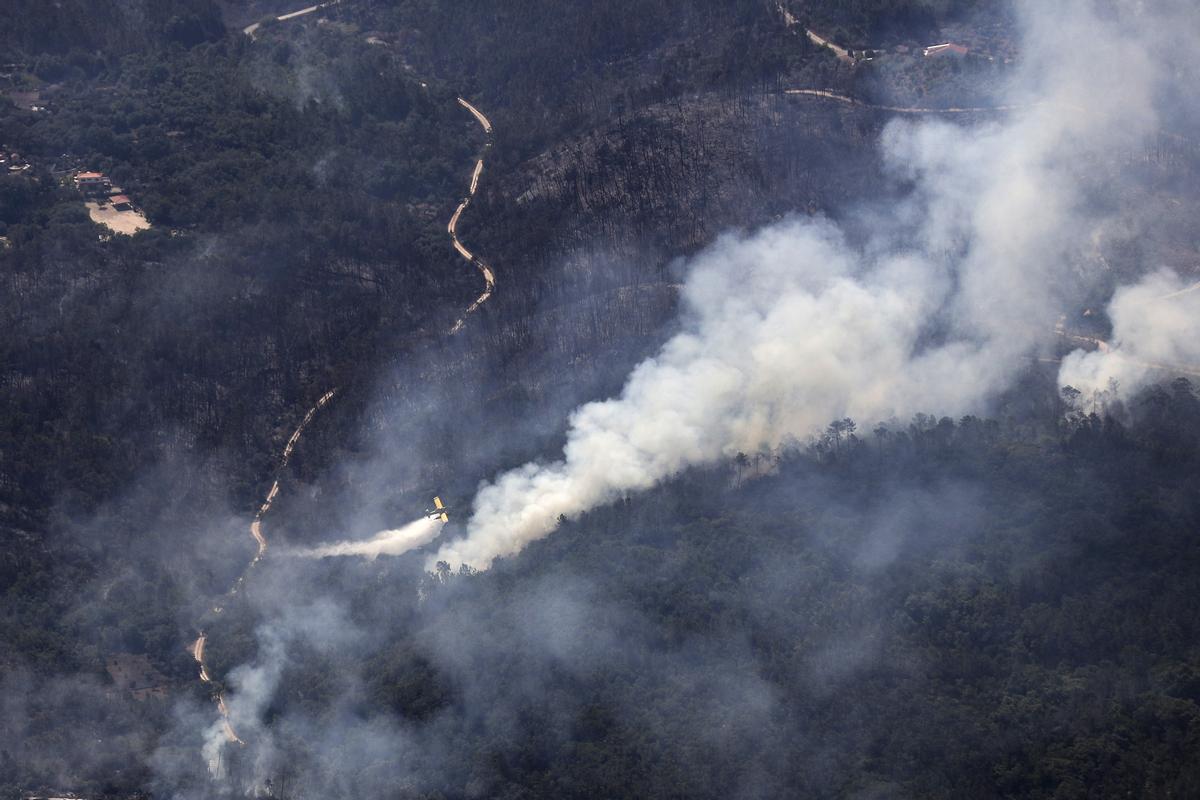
left=74, top=171, right=111, bottom=194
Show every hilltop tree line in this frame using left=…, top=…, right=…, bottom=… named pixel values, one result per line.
left=0, top=0, right=224, bottom=55
left=793, top=0, right=1001, bottom=44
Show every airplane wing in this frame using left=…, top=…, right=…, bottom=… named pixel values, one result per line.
left=439, top=512, right=449, bottom=523
left=434, top=496, right=444, bottom=510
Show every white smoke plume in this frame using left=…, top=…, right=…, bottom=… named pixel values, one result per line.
left=417, top=0, right=1197, bottom=571
left=292, top=516, right=443, bottom=559
left=1057, top=272, right=1200, bottom=397
left=201, top=600, right=363, bottom=788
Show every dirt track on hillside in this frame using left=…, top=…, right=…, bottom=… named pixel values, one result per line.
left=448, top=98, right=497, bottom=334
left=198, top=10, right=504, bottom=753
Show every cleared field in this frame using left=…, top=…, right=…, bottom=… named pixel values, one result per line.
left=85, top=200, right=151, bottom=235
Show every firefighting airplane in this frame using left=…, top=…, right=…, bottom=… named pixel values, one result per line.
left=426, top=496, right=450, bottom=523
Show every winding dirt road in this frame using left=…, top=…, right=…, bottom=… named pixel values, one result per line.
left=193, top=388, right=337, bottom=744
left=774, top=2, right=854, bottom=63
left=804, top=30, right=852, bottom=62
left=199, top=15, right=503, bottom=752
left=447, top=98, right=497, bottom=335
left=457, top=97, right=493, bottom=134
left=191, top=633, right=244, bottom=745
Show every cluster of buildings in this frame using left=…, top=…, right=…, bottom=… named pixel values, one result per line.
left=1, top=147, right=31, bottom=173
left=73, top=170, right=135, bottom=211
left=73, top=171, right=111, bottom=194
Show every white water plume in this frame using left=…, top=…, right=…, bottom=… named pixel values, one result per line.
left=419, top=0, right=1198, bottom=571
left=296, top=516, right=443, bottom=559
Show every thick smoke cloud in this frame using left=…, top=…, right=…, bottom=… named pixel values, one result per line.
left=1058, top=272, right=1200, bottom=396
left=426, top=0, right=1198, bottom=570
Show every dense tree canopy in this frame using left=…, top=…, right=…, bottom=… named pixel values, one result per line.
left=2, top=2, right=1198, bottom=799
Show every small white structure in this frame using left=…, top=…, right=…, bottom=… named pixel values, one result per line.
left=923, top=43, right=968, bottom=58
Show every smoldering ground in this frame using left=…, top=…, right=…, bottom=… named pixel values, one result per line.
left=0, top=443, right=304, bottom=794
left=0, top=666, right=163, bottom=790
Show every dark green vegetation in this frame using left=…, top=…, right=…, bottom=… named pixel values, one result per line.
left=0, top=0, right=850, bottom=534
left=0, top=23, right=477, bottom=518
left=0, top=0, right=224, bottom=55
left=3, top=1, right=1200, bottom=799
left=398, top=381, right=1200, bottom=799
left=798, top=0, right=1000, bottom=45
left=0, top=5, right=859, bottom=796
left=14, top=377, right=1200, bottom=798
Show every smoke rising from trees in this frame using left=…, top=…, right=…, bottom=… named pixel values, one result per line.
left=427, top=0, right=1199, bottom=570
left=177, top=3, right=1200, bottom=791
left=1058, top=270, right=1200, bottom=397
